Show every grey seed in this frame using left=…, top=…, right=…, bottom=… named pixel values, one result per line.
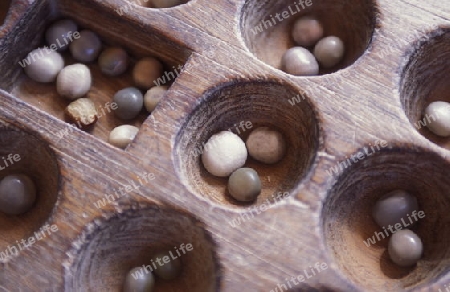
left=109, top=125, right=139, bottom=149
left=152, top=0, right=183, bottom=8
left=23, top=48, right=64, bottom=83
left=282, top=47, right=319, bottom=76
left=45, top=19, right=78, bottom=51
left=133, top=57, right=164, bottom=89
left=372, top=190, right=418, bottom=229
left=113, top=87, right=144, bottom=120
left=69, top=30, right=102, bottom=63
left=246, top=127, right=286, bottom=164
left=144, top=86, right=168, bottom=112
left=151, top=251, right=182, bottom=280
left=0, top=174, right=36, bottom=215
left=98, top=47, right=128, bottom=76
left=388, top=229, right=423, bottom=267
left=123, top=267, right=155, bottom=292
left=424, top=101, right=450, bottom=137
left=313, top=36, right=345, bottom=68
left=228, top=168, right=262, bottom=202
left=57, top=64, right=92, bottom=100
left=291, top=17, right=324, bottom=47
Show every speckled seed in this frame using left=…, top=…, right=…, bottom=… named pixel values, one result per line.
left=69, top=30, right=102, bottom=63
left=152, top=0, right=183, bottom=8
left=291, top=17, right=324, bottom=47
left=372, top=190, right=418, bottom=228
left=65, top=98, right=98, bottom=127
left=45, top=19, right=78, bottom=51
left=282, top=47, right=319, bottom=76
left=202, top=131, right=247, bottom=177
left=388, top=229, right=423, bottom=267
left=228, top=168, right=261, bottom=202
left=151, top=251, right=182, bottom=280
left=98, top=47, right=128, bottom=76
left=133, top=57, right=164, bottom=89
left=123, top=267, right=155, bottom=292
left=246, top=127, right=286, bottom=164
left=113, top=87, right=144, bottom=120
left=313, top=36, right=345, bottom=68
left=108, top=125, right=139, bottom=149
left=0, top=174, right=36, bottom=215
left=57, top=64, right=92, bottom=100
left=144, top=86, right=168, bottom=112
left=424, top=101, right=450, bottom=137
left=23, top=48, right=64, bottom=83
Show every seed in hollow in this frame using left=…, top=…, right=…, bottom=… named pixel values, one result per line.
left=98, top=47, right=128, bottom=76
left=113, top=87, right=144, bottom=120
left=109, top=125, right=139, bottom=149
left=372, top=190, right=419, bottom=229
left=144, top=86, right=168, bottom=112
left=45, top=19, right=78, bottom=51
left=133, top=57, right=164, bottom=89
left=57, top=64, right=92, bottom=100
left=313, top=36, right=345, bottom=68
left=123, top=266, right=155, bottom=292
left=151, top=251, right=182, bottom=280
left=23, top=48, right=64, bottom=83
left=282, top=47, right=319, bottom=76
left=0, top=174, right=37, bottom=215
left=246, top=127, right=286, bottom=164
left=69, top=30, right=102, bottom=63
left=388, top=229, right=423, bottom=267
left=228, top=168, right=262, bottom=202
left=424, top=101, right=450, bottom=137
left=291, top=17, right=324, bottom=47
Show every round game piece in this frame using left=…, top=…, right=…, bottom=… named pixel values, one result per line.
left=372, top=190, right=418, bottom=228
left=57, top=64, right=92, bottom=100
left=45, top=19, right=78, bottom=51
left=113, top=87, right=144, bottom=120
left=23, top=48, right=64, bottom=83
left=291, top=17, right=324, bottom=47
left=133, top=57, right=164, bottom=89
left=313, top=36, right=345, bottom=68
left=123, top=267, right=155, bottom=292
left=424, top=101, right=450, bottom=137
left=282, top=47, right=319, bottom=76
left=388, top=229, right=423, bottom=267
left=151, top=251, right=182, bottom=280
left=69, top=30, right=102, bottom=63
left=144, top=86, right=168, bottom=112
left=0, top=174, right=37, bottom=215
left=228, top=168, right=262, bottom=202
left=201, top=131, right=248, bottom=177
left=109, top=125, right=139, bottom=149
left=152, top=0, right=183, bottom=8
left=98, top=47, right=128, bottom=76
left=246, top=127, right=286, bottom=164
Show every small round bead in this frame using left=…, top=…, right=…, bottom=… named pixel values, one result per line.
left=23, top=48, right=64, bottom=83
left=313, top=36, right=345, bottom=68
left=109, top=125, right=139, bottom=149
left=246, top=127, right=286, bottom=164
left=113, top=87, right=144, bottom=120
left=152, top=0, right=183, bottom=8
left=201, top=131, right=247, bottom=177
left=291, top=17, right=324, bottom=47
left=69, top=30, right=102, bottom=63
left=388, top=229, right=423, bottom=267
left=282, top=47, right=319, bottom=76
left=144, top=86, right=168, bottom=112
left=57, top=64, right=92, bottom=100
left=133, top=57, right=164, bottom=89
left=228, top=168, right=262, bottom=202
left=45, top=19, right=78, bottom=51
left=123, top=267, right=155, bottom=292
left=98, top=47, right=128, bottom=76
left=424, top=101, right=450, bottom=137
left=0, top=174, right=37, bottom=215
left=151, top=251, right=182, bottom=280
left=372, top=190, right=418, bottom=228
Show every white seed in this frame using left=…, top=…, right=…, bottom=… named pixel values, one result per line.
left=201, top=131, right=247, bottom=177
left=282, top=47, right=319, bottom=76
left=57, top=64, right=92, bottom=100
left=23, top=48, right=64, bottom=83
left=144, top=86, right=168, bottom=112
left=314, top=36, right=345, bottom=68
left=388, top=229, right=423, bottom=267
left=133, top=57, right=164, bottom=89
left=246, top=127, right=286, bottom=164
left=424, top=101, right=450, bottom=137
left=291, top=17, right=324, bottom=47
left=109, top=125, right=139, bottom=149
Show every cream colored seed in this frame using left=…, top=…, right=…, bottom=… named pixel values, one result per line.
left=65, top=98, right=98, bottom=128
left=424, top=101, right=450, bottom=137
left=57, top=64, right=92, bottom=100
left=144, top=86, right=168, bottom=112
left=109, top=125, right=139, bottom=149
left=23, top=48, right=64, bottom=83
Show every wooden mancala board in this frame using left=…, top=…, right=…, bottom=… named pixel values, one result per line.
left=0, top=0, right=449, bottom=291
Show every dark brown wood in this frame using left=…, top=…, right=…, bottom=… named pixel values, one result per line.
left=0, top=0, right=449, bottom=291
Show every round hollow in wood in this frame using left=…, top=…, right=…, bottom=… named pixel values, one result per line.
left=240, top=0, right=377, bottom=74
left=174, top=80, right=320, bottom=208
left=323, top=149, right=450, bottom=291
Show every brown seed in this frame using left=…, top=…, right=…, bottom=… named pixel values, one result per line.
left=291, top=17, right=324, bottom=47
left=133, top=57, right=164, bottom=89
left=65, top=98, right=98, bottom=128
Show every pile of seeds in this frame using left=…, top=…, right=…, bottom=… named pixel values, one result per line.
left=22, top=19, right=171, bottom=149
left=282, top=16, right=345, bottom=76
left=201, top=126, right=286, bottom=202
